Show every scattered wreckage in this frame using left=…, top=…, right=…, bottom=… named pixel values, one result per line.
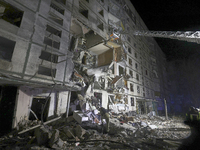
left=0, top=94, right=191, bottom=150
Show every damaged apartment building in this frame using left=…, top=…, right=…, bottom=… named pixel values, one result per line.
left=0, top=0, right=168, bottom=135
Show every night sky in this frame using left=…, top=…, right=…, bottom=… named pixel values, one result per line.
left=131, top=0, right=200, bottom=61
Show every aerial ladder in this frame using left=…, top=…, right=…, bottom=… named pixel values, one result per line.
left=133, top=30, right=200, bottom=44
left=108, top=20, right=200, bottom=44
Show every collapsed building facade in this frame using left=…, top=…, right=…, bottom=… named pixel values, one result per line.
left=0, top=0, right=168, bottom=135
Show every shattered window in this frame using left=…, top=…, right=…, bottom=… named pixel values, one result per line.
left=0, top=1, right=23, bottom=27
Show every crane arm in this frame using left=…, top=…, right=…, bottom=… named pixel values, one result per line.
left=133, top=31, right=200, bottom=44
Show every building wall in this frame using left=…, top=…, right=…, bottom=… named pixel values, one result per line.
left=0, top=0, right=73, bottom=85
left=13, top=86, right=70, bottom=128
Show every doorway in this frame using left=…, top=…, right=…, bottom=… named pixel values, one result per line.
left=29, top=97, right=50, bottom=122
left=0, top=86, right=17, bottom=136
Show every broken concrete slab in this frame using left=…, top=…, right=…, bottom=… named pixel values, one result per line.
left=66, top=116, right=75, bottom=123
left=141, top=122, right=148, bottom=127
left=148, top=125, right=158, bottom=129
left=48, top=129, right=59, bottom=148
left=75, top=125, right=86, bottom=138
left=73, top=110, right=89, bottom=124
left=34, top=126, right=52, bottom=146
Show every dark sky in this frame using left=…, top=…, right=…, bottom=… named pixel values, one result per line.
left=131, top=0, right=200, bottom=61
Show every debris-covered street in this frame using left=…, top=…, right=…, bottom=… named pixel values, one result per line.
left=0, top=110, right=191, bottom=150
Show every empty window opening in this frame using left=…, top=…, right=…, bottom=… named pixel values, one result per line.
left=130, top=83, right=134, bottom=92
left=98, top=9, right=104, bottom=17
left=48, top=12, right=63, bottom=26
left=46, top=25, right=62, bottom=37
left=131, top=97, right=134, bottom=106
left=44, top=37, right=60, bottom=49
left=0, top=36, right=15, bottom=62
left=0, top=1, right=23, bottom=27
left=129, top=70, right=133, bottom=77
left=50, top=2, right=64, bottom=15
left=85, top=0, right=89, bottom=3
left=38, top=66, right=56, bottom=77
left=135, top=52, right=137, bottom=58
left=135, top=63, right=138, bottom=69
left=136, top=74, right=139, bottom=81
left=39, top=51, right=58, bottom=63
left=145, top=70, right=148, bottom=76
left=97, top=22, right=104, bottom=31
left=79, top=2, right=88, bottom=18
left=137, top=86, right=140, bottom=93
left=54, top=0, right=66, bottom=5
left=129, top=58, right=132, bottom=66
left=118, top=65, right=124, bottom=76
left=128, top=47, right=131, bottom=53
left=29, top=97, right=50, bottom=122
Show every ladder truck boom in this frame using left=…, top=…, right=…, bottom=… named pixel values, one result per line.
left=133, top=31, right=200, bottom=44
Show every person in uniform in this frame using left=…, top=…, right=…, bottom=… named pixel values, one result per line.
left=99, top=107, right=110, bottom=133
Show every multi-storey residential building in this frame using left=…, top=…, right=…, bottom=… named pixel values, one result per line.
left=0, top=0, right=168, bottom=135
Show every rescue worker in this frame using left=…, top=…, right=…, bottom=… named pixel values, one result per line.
left=178, top=107, right=200, bottom=149
left=185, top=106, right=200, bottom=124
left=99, top=107, right=110, bottom=133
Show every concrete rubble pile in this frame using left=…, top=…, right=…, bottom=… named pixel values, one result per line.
left=0, top=110, right=191, bottom=150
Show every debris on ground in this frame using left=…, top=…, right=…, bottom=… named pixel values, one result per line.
left=0, top=112, right=191, bottom=150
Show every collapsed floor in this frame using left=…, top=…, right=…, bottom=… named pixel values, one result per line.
left=0, top=113, right=191, bottom=150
